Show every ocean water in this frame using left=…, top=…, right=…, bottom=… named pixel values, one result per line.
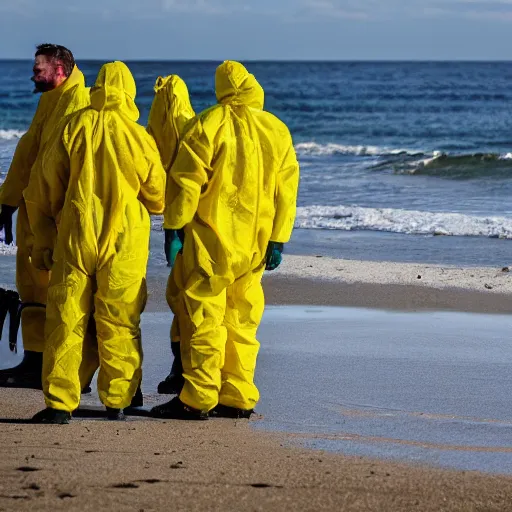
left=2, top=60, right=512, bottom=243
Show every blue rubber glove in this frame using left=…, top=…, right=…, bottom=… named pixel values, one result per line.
left=265, top=241, right=284, bottom=271
left=164, top=229, right=183, bottom=267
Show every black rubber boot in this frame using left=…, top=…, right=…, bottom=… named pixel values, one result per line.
left=164, top=229, right=172, bottom=267
left=31, top=407, right=71, bottom=424
left=151, top=397, right=208, bottom=421
left=0, top=350, right=43, bottom=389
left=128, top=384, right=144, bottom=408
left=106, top=407, right=126, bottom=421
left=209, top=404, right=254, bottom=419
left=81, top=384, right=92, bottom=394
left=157, top=342, right=184, bottom=395
left=81, top=376, right=93, bottom=395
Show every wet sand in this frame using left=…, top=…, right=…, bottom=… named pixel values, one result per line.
left=2, top=254, right=512, bottom=509
left=262, top=275, right=512, bottom=314
left=145, top=256, right=512, bottom=314
left=2, top=389, right=512, bottom=511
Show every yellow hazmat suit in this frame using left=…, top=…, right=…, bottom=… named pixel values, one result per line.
left=24, top=62, right=166, bottom=412
left=0, top=66, right=90, bottom=353
left=147, top=74, right=195, bottom=369
left=147, top=75, right=195, bottom=174
left=166, top=61, right=300, bottom=412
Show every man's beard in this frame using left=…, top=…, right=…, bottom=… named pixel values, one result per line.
left=32, top=79, right=56, bottom=94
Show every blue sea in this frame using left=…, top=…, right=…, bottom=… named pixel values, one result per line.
left=2, top=60, right=512, bottom=265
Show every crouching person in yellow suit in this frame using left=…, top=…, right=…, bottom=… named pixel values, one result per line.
left=25, top=61, right=166, bottom=424
left=151, top=61, right=300, bottom=421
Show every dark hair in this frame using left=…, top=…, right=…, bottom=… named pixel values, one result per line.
left=35, top=44, right=75, bottom=77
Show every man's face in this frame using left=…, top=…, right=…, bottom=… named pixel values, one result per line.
left=31, top=55, right=62, bottom=93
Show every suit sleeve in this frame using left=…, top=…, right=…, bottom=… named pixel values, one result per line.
left=164, top=118, right=210, bottom=229
left=23, top=127, right=70, bottom=260
left=270, top=131, right=300, bottom=243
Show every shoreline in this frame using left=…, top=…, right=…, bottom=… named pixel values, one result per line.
left=262, top=276, right=512, bottom=314
left=145, top=255, right=512, bottom=315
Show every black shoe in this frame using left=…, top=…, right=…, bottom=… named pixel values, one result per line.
left=128, top=385, right=143, bottom=408
left=0, top=350, right=43, bottom=389
left=81, top=385, right=92, bottom=394
left=157, top=371, right=184, bottom=395
left=106, top=407, right=126, bottom=421
left=31, top=407, right=71, bottom=424
left=157, top=350, right=184, bottom=394
left=209, top=404, right=254, bottom=419
left=151, top=397, right=208, bottom=421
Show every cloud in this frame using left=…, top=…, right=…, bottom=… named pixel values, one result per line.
left=0, top=0, right=45, bottom=15
left=452, top=0, right=512, bottom=4
left=0, top=0, right=261, bottom=20
left=162, top=0, right=230, bottom=14
left=296, top=0, right=370, bottom=20
left=4, top=0, right=512, bottom=25
left=464, top=9, right=512, bottom=20
left=293, top=0, right=512, bottom=21
left=428, top=0, right=512, bottom=20
left=161, top=0, right=260, bottom=16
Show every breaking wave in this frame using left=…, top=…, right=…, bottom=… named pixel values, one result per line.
left=390, top=153, right=512, bottom=179
left=295, top=205, right=512, bottom=238
left=295, top=142, right=423, bottom=157
left=296, top=142, right=512, bottom=179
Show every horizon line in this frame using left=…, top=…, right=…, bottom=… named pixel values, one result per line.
left=2, top=58, right=512, bottom=63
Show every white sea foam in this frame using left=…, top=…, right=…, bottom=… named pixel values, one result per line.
left=295, top=142, right=425, bottom=157
left=152, top=206, right=512, bottom=239
left=0, top=242, right=17, bottom=256
left=0, top=129, right=25, bottom=141
left=295, top=205, right=512, bottom=238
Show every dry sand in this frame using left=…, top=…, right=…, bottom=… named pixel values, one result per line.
left=2, top=257, right=512, bottom=510
left=274, top=255, right=512, bottom=294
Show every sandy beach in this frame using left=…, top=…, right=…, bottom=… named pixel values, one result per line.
left=262, top=255, right=512, bottom=313
left=2, top=252, right=512, bottom=510
left=2, top=390, right=512, bottom=512
left=145, top=254, right=512, bottom=314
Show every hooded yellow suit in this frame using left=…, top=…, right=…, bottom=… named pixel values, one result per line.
left=24, top=62, right=166, bottom=411
left=147, top=74, right=195, bottom=359
left=166, top=61, right=299, bottom=412
left=0, top=66, right=90, bottom=353
left=147, top=74, right=195, bottom=174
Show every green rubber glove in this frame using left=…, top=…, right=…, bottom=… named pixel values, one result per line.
left=170, top=239, right=182, bottom=267
left=265, top=241, right=284, bottom=271
left=164, top=229, right=183, bottom=267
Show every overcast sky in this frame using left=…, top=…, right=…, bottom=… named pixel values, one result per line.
left=0, top=0, right=511, bottom=60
